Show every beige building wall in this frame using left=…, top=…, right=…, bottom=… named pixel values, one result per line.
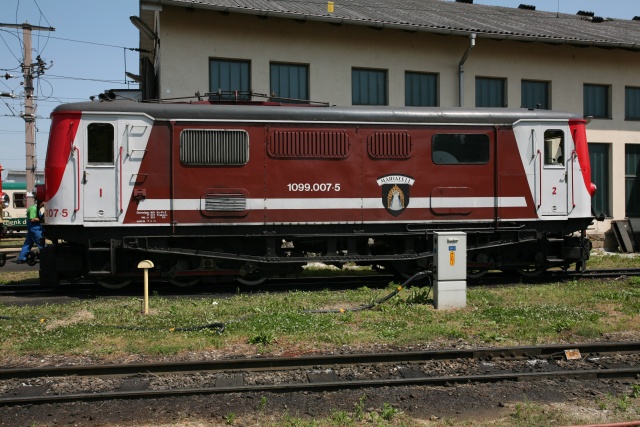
left=155, top=5, right=640, bottom=249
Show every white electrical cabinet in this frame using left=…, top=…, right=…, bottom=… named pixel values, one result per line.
left=433, top=231, right=467, bottom=309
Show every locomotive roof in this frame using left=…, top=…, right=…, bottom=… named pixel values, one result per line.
left=53, top=101, right=583, bottom=125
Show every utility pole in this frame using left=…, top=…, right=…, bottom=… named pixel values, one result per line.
left=0, top=22, right=54, bottom=199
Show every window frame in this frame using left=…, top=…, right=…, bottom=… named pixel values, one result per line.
left=13, top=192, right=27, bottom=209
left=431, top=133, right=491, bottom=165
left=405, top=71, right=438, bottom=107
left=543, top=129, right=565, bottom=167
left=583, top=83, right=611, bottom=119
left=521, top=79, right=550, bottom=110
left=475, top=77, right=506, bottom=108
left=87, top=122, right=115, bottom=165
left=209, top=58, right=251, bottom=101
left=625, top=144, right=640, bottom=217
left=625, top=86, right=640, bottom=121
left=589, top=143, right=611, bottom=218
left=352, top=67, right=388, bottom=106
left=269, top=62, right=309, bottom=104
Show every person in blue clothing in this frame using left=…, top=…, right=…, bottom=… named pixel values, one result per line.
left=17, top=198, right=45, bottom=264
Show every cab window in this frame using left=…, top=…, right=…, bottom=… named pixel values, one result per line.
left=544, top=130, right=564, bottom=166
left=87, top=123, right=114, bottom=164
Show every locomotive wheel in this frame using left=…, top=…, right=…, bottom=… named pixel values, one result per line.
left=517, top=266, right=546, bottom=277
left=236, top=262, right=269, bottom=285
left=235, top=275, right=268, bottom=286
left=168, top=277, right=200, bottom=287
left=467, top=268, right=488, bottom=278
left=96, top=277, right=132, bottom=289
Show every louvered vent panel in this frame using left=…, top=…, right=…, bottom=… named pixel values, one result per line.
left=203, top=193, right=247, bottom=212
left=269, top=131, right=349, bottom=158
left=180, top=129, right=249, bottom=165
left=367, top=132, right=413, bottom=159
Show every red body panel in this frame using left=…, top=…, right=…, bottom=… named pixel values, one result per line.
left=123, top=122, right=538, bottom=225
left=45, top=111, right=81, bottom=202
left=569, top=119, right=596, bottom=197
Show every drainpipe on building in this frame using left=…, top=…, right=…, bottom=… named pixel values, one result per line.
left=458, top=33, right=476, bottom=107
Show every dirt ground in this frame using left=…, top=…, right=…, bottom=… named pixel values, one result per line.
left=0, top=377, right=634, bottom=426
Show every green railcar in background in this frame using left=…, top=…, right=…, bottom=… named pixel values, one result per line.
left=1, top=182, right=28, bottom=234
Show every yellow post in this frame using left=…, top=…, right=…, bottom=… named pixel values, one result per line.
left=137, top=260, right=154, bottom=314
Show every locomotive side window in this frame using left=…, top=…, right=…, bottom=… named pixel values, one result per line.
left=87, top=123, right=115, bottom=164
left=432, top=134, right=490, bottom=164
left=180, top=129, right=249, bottom=165
left=13, top=192, right=27, bottom=208
left=544, top=130, right=564, bottom=166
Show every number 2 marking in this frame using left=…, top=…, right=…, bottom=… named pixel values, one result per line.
left=552, top=187, right=557, bottom=195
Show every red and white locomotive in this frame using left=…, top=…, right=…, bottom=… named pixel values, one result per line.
left=36, top=98, right=596, bottom=287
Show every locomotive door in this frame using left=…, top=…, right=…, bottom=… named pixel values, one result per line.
left=83, top=118, right=120, bottom=221
left=537, top=128, right=569, bottom=215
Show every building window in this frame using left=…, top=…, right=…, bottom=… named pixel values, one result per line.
left=270, top=63, right=309, bottom=103
left=583, top=84, right=610, bottom=119
left=87, top=123, right=114, bottom=164
left=405, top=72, right=438, bottom=107
left=626, top=144, right=640, bottom=217
left=589, top=143, right=610, bottom=217
left=352, top=68, right=387, bottom=105
left=432, top=134, right=490, bottom=164
left=625, top=87, right=640, bottom=120
left=521, top=80, right=550, bottom=109
left=209, top=58, right=251, bottom=100
left=476, top=77, right=506, bottom=107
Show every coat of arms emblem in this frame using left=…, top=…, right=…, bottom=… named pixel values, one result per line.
left=376, top=174, right=415, bottom=216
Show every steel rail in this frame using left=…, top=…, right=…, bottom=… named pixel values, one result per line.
left=0, top=366, right=638, bottom=407
left=0, top=341, right=638, bottom=380
left=1, top=342, right=639, bottom=406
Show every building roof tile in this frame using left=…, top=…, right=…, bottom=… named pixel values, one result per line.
left=146, top=0, right=640, bottom=49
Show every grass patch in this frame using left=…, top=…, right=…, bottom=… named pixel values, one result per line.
left=1, top=278, right=640, bottom=359
left=588, top=252, right=640, bottom=269
left=2, top=274, right=640, bottom=426
left=0, top=237, right=22, bottom=248
left=0, top=271, right=39, bottom=285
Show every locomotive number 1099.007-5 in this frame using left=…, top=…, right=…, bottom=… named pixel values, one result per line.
left=287, top=183, right=341, bottom=192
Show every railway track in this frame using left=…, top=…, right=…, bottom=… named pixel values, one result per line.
left=470, top=267, right=640, bottom=284
left=0, top=274, right=396, bottom=297
left=1, top=341, right=639, bottom=406
left=0, top=267, right=639, bottom=298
